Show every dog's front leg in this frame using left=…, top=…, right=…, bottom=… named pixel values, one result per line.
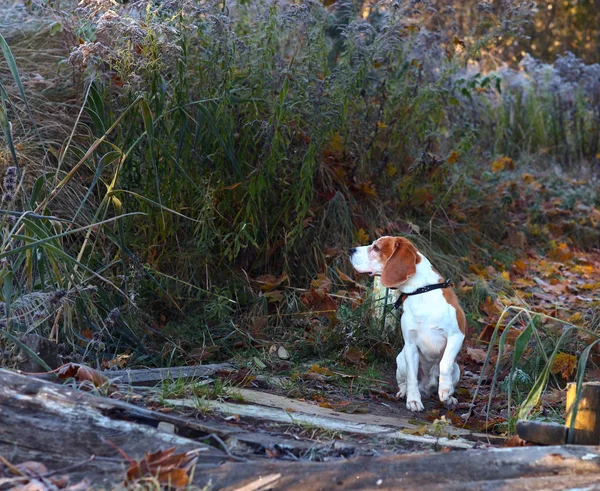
left=438, top=332, right=464, bottom=406
left=403, top=331, right=424, bottom=412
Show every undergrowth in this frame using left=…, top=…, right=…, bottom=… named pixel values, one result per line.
left=0, top=0, right=599, bottom=431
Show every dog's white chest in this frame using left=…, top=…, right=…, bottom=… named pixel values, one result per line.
left=402, top=292, right=451, bottom=359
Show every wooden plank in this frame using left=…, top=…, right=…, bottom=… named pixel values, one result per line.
left=103, top=363, right=233, bottom=386
left=0, top=369, right=225, bottom=487
left=194, top=445, right=600, bottom=490
left=165, top=397, right=475, bottom=449
left=232, top=388, right=494, bottom=442
left=566, top=381, right=600, bottom=444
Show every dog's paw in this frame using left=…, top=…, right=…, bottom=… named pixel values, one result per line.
left=443, top=396, right=458, bottom=407
left=438, top=387, right=455, bottom=404
left=406, top=398, right=424, bottom=412
left=396, top=385, right=407, bottom=399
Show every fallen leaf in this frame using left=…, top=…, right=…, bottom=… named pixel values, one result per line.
left=504, top=435, right=527, bottom=447
left=356, top=228, right=370, bottom=245
left=311, top=273, right=332, bottom=292
left=447, top=150, right=459, bottom=164
left=466, top=347, right=488, bottom=363
left=301, top=288, right=337, bottom=313
left=548, top=242, right=573, bottom=262
left=310, top=364, right=334, bottom=376
left=125, top=448, right=198, bottom=486
left=344, top=347, right=365, bottom=366
left=333, top=401, right=369, bottom=414
left=551, top=352, right=577, bottom=380
left=264, top=290, right=284, bottom=302
left=256, top=273, right=288, bottom=292
left=56, top=363, right=110, bottom=388
left=336, top=268, right=366, bottom=289
left=402, top=425, right=428, bottom=436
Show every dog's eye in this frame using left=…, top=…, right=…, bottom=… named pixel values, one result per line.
left=372, top=245, right=379, bottom=252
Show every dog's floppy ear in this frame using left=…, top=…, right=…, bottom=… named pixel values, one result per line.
left=381, top=239, right=418, bottom=287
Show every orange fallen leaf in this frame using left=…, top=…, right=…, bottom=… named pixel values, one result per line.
left=504, top=435, right=527, bottom=447
left=551, top=352, right=577, bottom=380
left=318, top=401, right=335, bottom=409
left=56, top=363, right=109, bottom=388
left=447, top=150, right=459, bottom=164
left=256, top=273, right=288, bottom=292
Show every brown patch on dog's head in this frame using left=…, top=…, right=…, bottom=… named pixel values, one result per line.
left=375, top=237, right=421, bottom=287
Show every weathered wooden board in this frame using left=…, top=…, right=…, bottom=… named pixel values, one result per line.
left=165, top=395, right=477, bottom=449
left=195, top=445, right=600, bottom=490
left=232, top=388, right=498, bottom=442
left=0, top=369, right=225, bottom=487
left=103, top=363, right=233, bottom=386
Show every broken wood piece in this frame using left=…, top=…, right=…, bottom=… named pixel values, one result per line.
left=236, top=388, right=474, bottom=439
left=516, top=420, right=567, bottom=445
left=104, top=363, right=233, bottom=386
left=566, top=381, right=600, bottom=445
left=211, top=388, right=503, bottom=444
left=165, top=397, right=475, bottom=449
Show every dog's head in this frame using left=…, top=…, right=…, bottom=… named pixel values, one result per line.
left=349, top=236, right=420, bottom=288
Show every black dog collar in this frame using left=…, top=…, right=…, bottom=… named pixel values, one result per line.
left=393, top=279, right=452, bottom=310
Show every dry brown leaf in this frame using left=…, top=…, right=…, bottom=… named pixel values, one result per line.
left=301, top=289, right=337, bottom=313
left=466, top=347, right=488, bottom=363
left=256, top=273, right=288, bottom=292
left=56, top=363, right=109, bottom=388
left=336, top=268, right=366, bottom=289
left=310, top=364, right=334, bottom=376
left=344, top=347, right=365, bottom=366
left=310, top=273, right=332, bottom=292
left=125, top=448, right=198, bottom=487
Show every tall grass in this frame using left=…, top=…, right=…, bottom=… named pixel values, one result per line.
left=1, top=0, right=597, bottom=382
left=493, top=53, right=600, bottom=166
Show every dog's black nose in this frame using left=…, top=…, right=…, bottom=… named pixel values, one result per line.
left=349, top=247, right=356, bottom=256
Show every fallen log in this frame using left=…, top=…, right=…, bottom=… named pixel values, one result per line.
left=2, top=369, right=600, bottom=490
left=0, top=369, right=225, bottom=487
left=196, top=445, right=600, bottom=490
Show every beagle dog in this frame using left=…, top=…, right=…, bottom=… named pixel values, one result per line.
left=349, top=236, right=466, bottom=412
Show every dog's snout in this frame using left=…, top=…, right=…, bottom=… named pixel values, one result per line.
left=349, top=247, right=357, bottom=256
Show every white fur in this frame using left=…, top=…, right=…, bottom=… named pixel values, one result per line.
left=350, top=243, right=465, bottom=412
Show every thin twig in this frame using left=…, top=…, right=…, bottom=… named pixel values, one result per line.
left=208, top=433, right=246, bottom=462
